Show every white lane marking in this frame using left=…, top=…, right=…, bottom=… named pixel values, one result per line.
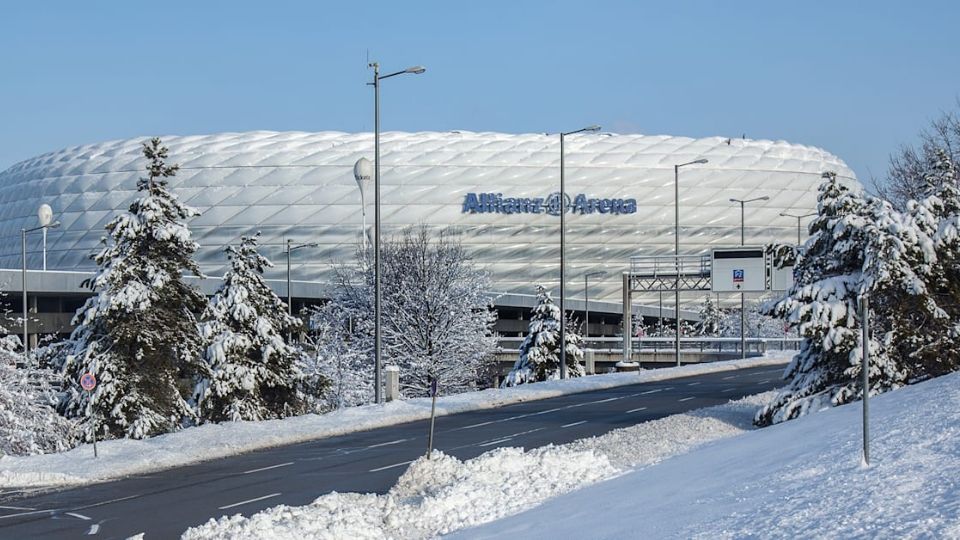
left=722, top=375, right=737, bottom=380
left=478, top=437, right=514, bottom=447
left=218, top=492, right=282, bottom=510
left=590, top=397, right=619, bottom=404
left=662, top=387, right=675, bottom=391
left=758, top=380, right=771, bottom=384
left=639, top=389, right=662, bottom=395
left=0, top=509, right=57, bottom=520
left=369, top=460, right=414, bottom=473
left=722, top=388, right=736, bottom=393
left=366, top=438, right=409, bottom=449
left=65, top=512, right=91, bottom=520
left=561, top=420, right=587, bottom=428
left=627, top=407, right=647, bottom=413
left=678, top=397, right=695, bottom=402
left=0, top=505, right=35, bottom=511
left=687, top=382, right=700, bottom=386
left=243, top=462, right=294, bottom=475
left=459, top=420, right=495, bottom=430
left=87, top=523, right=100, bottom=535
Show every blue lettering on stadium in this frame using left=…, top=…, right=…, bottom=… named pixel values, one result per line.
left=462, top=192, right=637, bottom=215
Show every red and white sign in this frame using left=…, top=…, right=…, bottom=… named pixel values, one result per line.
left=80, top=373, right=96, bottom=391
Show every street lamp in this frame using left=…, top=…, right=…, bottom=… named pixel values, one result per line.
left=286, top=239, right=319, bottom=340
left=779, top=211, right=817, bottom=245
left=730, top=196, right=770, bottom=359
left=22, top=211, right=60, bottom=354
left=559, top=125, right=601, bottom=380
left=38, top=204, right=53, bottom=271
left=368, top=61, right=426, bottom=403
left=674, top=158, right=708, bottom=367
left=354, top=158, right=373, bottom=250
left=583, top=271, right=607, bottom=339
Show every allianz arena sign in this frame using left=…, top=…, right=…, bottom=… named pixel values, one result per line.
left=462, top=192, right=637, bottom=216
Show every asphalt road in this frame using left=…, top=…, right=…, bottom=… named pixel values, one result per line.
left=0, top=364, right=786, bottom=539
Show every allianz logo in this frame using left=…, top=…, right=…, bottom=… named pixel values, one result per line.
left=462, top=192, right=637, bottom=215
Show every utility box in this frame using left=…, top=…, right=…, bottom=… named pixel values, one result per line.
left=711, top=248, right=766, bottom=292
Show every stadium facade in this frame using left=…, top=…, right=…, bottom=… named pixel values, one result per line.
left=0, top=131, right=855, bottom=340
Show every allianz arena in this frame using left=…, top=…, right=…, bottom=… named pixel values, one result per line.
left=0, top=131, right=855, bottom=309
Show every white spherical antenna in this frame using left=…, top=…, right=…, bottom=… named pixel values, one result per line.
left=37, top=204, right=53, bottom=227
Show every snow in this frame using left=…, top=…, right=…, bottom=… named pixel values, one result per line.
left=461, top=369, right=960, bottom=539
left=0, top=355, right=786, bottom=489
left=182, top=388, right=774, bottom=539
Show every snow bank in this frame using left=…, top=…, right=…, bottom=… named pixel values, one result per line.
left=0, top=355, right=787, bottom=489
left=182, top=391, right=775, bottom=539
left=460, top=370, right=960, bottom=539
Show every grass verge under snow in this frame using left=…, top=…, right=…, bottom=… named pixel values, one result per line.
left=181, top=393, right=775, bottom=539
left=0, top=355, right=787, bottom=489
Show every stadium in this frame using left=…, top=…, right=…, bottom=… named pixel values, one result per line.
left=0, top=131, right=855, bottom=341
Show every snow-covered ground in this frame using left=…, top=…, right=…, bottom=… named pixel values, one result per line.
left=459, top=371, right=960, bottom=539
left=183, top=369, right=960, bottom=539
left=0, top=355, right=786, bottom=489
left=182, top=392, right=774, bottom=539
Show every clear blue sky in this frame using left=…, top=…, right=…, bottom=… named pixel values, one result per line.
left=2, top=1, right=958, bottom=186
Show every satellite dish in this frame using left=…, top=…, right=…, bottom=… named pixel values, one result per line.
left=37, top=204, right=53, bottom=227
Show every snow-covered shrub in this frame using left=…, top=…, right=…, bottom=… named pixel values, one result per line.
left=195, top=234, right=310, bottom=422
left=56, top=138, right=206, bottom=439
left=0, top=337, right=77, bottom=455
left=302, top=302, right=371, bottom=411
left=503, top=285, right=584, bottom=386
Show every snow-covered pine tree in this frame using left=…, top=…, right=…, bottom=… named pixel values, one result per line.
left=57, top=138, right=206, bottom=439
left=697, top=295, right=722, bottom=337
left=195, top=234, right=307, bottom=422
left=904, top=148, right=960, bottom=377
left=503, top=285, right=584, bottom=386
left=756, top=174, right=874, bottom=426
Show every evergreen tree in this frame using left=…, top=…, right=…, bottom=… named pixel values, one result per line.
left=195, top=234, right=306, bottom=422
left=697, top=295, right=722, bottom=337
left=756, top=174, right=874, bottom=426
left=503, top=285, right=585, bottom=386
left=57, top=138, right=205, bottom=439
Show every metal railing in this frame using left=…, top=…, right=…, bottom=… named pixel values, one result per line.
left=629, top=254, right=711, bottom=278
left=497, top=335, right=802, bottom=355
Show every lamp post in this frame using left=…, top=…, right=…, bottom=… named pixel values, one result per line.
left=779, top=211, right=817, bottom=246
left=286, top=239, right=319, bottom=340
left=368, top=62, right=425, bottom=403
left=674, top=159, right=708, bottom=367
left=583, top=271, right=607, bottom=339
left=38, top=204, right=52, bottom=271
left=559, top=125, right=601, bottom=380
left=730, top=196, right=770, bottom=359
left=22, top=212, right=60, bottom=354
left=353, top=158, right=373, bottom=250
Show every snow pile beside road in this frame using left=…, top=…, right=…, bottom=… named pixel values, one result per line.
left=182, top=392, right=774, bottom=539
left=458, top=370, right=960, bottom=539
left=183, top=447, right=617, bottom=540
left=0, top=355, right=787, bottom=489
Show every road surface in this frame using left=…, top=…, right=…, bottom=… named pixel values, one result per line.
left=0, top=364, right=785, bottom=539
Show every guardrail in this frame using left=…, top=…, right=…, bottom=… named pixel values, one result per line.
left=496, top=336, right=801, bottom=355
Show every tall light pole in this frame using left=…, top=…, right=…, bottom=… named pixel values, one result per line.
left=559, top=125, right=601, bottom=380
left=354, top=158, right=373, bottom=250
left=286, top=239, right=319, bottom=316
left=779, top=211, right=817, bottom=246
left=730, top=196, right=770, bottom=359
left=22, top=212, right=60, bottom=354
left=583, top=271, right=607, bottom=338
left=674, top=159, right=708, bottom=367
left=369, top=62, right=425, bottom=403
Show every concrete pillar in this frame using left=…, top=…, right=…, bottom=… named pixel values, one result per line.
left=384, top=365, right=400, bottom=402
left=585, top=349, right=596, bottom=375
left=622, top=273, right=631, bottom=363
